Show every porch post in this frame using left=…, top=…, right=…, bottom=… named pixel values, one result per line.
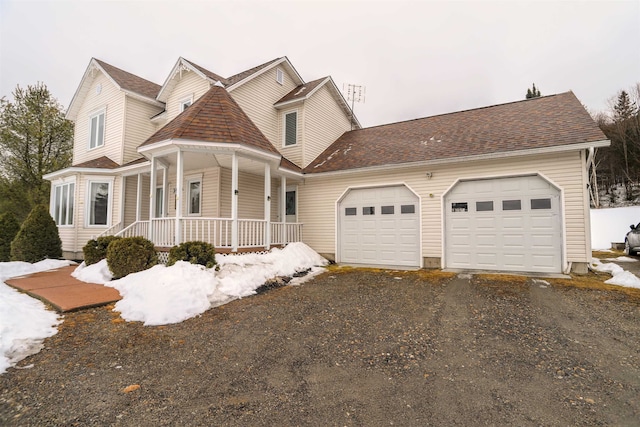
left=264, top=163, right=271, bottom=249
left=148, top=156, right=157, bottom=242
left=162, top=166, right=168, bottom=218
left=231, top=153, right=239, bottom=251
left=281, top=175, right=287, bottom=244
left=175, top=149, right=184, bottom=246
left=135, top=173, right=142, bottom=221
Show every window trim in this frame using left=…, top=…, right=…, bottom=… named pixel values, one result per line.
left=186, top=174, right=202, bottom=216
left=85, top=177, right=114, bottom=227
left=276, top=68, right=284, bottom=85
left=88, top=108, right=106, bottom=150
left=283, top=110, right=298, bottom=147
left=179, top=95, right=193, bottom=113
left=155, top=186, right=164, bottom=218
left=51, top=179, right=75, bottom=227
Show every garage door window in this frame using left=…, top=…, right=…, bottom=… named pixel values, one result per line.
left=401, top=204, right=415, bottom=214
left=345, top=207, right=357, bottom=216
left=502, top=200, right=521, bottom=210
left=381, top=206, right=394, bottom=214
left=531, top=198, right=551, bottom=209
left=452, top=202, right=468, bottom=212
left=363, top=206, right=375, bottom=215
left=476, top=201, right=493, bottom=211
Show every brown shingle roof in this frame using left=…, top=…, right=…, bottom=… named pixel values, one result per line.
left=73, top=156, right=119, bottom=169
left=275, top=77, right=327, bottom=105
left=94, top=59, right=161, bottom=100
left=279, top=156, right=302, bottom=173
left=140, top=85, right=279, bottom=155
left=225, top=58, right=282, bottom=87
left=304, top=92, right=607, bottom=173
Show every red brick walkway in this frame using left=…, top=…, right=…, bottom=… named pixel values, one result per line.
left=5, top=265, right=121, bottom=312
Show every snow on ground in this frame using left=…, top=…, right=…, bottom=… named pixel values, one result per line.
left=590, top=206, right=640, bottom=250
left=592, top=259, right=640, bottom=289
left=0, top=260, right=72, bottom=374
left=604, top=256, right=638, bottom=262
left=94, top=242, right=329, bottom=326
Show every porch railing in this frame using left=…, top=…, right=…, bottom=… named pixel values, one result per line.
left=111, top=218, right=302, bottom=250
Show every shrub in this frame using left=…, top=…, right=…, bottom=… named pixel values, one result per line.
left=11, top=205, right=62, bottom=262
left=83, top=235, right=122, bottom=266
left=0, top=212, right=20, bottom=262
left=106, top=236, right=158, bottom=279
left=167, top=241, right=217, bottom=268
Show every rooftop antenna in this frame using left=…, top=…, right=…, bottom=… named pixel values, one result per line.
left=343, top=83, right=365, bottom=130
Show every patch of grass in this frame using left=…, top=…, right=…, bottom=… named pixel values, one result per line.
left=592, top=250, right=624, bottom=259
left=548, top=272, right=640, bottom=303
left=474, top=273, right=529, bottom=285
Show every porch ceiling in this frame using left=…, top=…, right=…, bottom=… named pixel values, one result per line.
left=159, top=151, right=278, bottom=177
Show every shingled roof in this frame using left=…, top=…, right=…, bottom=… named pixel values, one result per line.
left=275, top=77, right=328, bottom=105
left=305, top=91, right=607, bottom=174
left=225, top=58, right=282, bottom=87
left=140, top=84, right=279, bottom=156
left=94, top=59, right=161, bottom=100
left=182, top=58, right=227, bottom=85
left=72, top=156, right=120, bottom=169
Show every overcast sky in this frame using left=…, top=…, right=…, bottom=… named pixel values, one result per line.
left=1, top=0, right=638, bottom=127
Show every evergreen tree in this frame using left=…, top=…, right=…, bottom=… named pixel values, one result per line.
left=0, top=83, right=73, bottom=215
left=10, top=204, right=62, bottom=262
left=0, top=211, right=20, bottom=262
left=526, top=83, right=541, bottom=99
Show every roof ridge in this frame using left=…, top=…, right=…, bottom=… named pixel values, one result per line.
left=352, top=91, right=573, bottom=133
left=93, top=58, right=161, bottom=90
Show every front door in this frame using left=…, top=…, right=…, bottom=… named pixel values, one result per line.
left=286, top=186, right=297, bottom=223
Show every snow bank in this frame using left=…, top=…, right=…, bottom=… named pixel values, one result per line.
left=590, top=206, right=640, bottom=250
left=72, top=260, right=113, bottom=284
left=105, top=242, right=328, bottom=326
left=0, top=260, right=70, bottom=374
left=592, top=259, right=640, bottom=289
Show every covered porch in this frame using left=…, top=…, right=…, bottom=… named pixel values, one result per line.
left=102, top=145, right=303, bottom=251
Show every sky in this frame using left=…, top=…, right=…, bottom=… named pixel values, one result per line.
left=0, top=0, right=638, bottom=128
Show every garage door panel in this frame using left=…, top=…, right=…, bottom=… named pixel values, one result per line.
left=445, top=175, right=562, bottom=273
left=339, top=186, right=420, bottom=267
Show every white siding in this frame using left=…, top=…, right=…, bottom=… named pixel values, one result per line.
left=73, top=72, right=125, bottom=165
left=220, top=168, right=267, bottom=219
left=230, top=67, right=298, bottom=147
left=123, top=97, right=164, bottom=164
left=164, top=167, right=221, bottom=218
left=300, top=151, right=590, bottom=264
left=165, top=71, right=210, bottom=123
left=303, top=85, right=352, bottom=167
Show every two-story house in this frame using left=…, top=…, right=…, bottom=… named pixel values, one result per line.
left=45, top=56, right=608, bottom=275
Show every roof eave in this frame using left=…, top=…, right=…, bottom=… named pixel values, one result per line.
left=138, top=138, right=282, bottom=161
left=226, top=57, right=304, bottom=92
left=305, top=139, right=611, bottom=177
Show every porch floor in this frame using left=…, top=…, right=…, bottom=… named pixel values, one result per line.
left=5, top=266, right=121, bottom=312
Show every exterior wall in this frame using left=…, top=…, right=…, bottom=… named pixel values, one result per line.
left=165, top=70, right=210, bottom=123
left=123, top=97, right=164, bottom=164
left=230, top=66, right=298, bottom=147
left=299, top=151, right=591, bottom=265
left=73, top=72, right=126, bottom=165
left=123, top=174, right=150, bottom=226
left=303, top=85, right=352, bottom=167
left=277, top=106, right=304, bottom=167
left=220, top=168, right=268, bottom=219
left=164, top=166, right=221, bottom=218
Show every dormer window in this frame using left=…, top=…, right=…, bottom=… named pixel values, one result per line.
left=276, top=68, right=284, bottom=85
left=284, top=111, right=297, bottom=146
left=89, top=109, right=105, bottom=150
left=180, top=96, right=193, bottom=112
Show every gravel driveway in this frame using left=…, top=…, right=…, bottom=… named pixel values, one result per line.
left=1, top=268, right=639, bottom=426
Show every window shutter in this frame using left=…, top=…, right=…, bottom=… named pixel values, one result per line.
left=285, top=112, right=297, bottom=146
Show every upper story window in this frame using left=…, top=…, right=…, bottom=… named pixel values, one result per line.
left=284, top=111, right=297, bottom=146
left=276, top=68, right=284, bottom=85
left=89, top=109, right=105, bottom=150
left=180, top=96, right=193, bottom=112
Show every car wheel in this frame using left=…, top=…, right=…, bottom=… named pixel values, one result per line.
left=625, top=239, right=637, bottom=256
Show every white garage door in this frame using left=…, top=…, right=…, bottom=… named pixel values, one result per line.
left=339, top=186, right=420, bottom=267
left=444, top=175, right=562, bottom=273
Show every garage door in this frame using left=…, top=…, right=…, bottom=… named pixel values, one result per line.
left=444, top=175, right=562, bottom=273
left=339, top=186, right=420, bottom=267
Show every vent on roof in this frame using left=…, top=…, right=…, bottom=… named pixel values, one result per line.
left=276, top=68, right=284, bottom=85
